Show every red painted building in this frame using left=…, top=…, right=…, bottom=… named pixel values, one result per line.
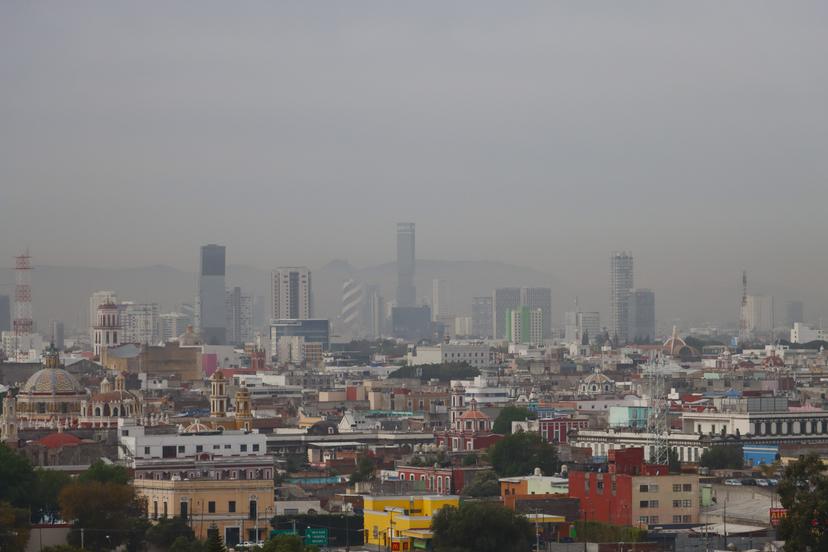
left=568, top=447, right=700, bottom=529
left=395, top=465, right=491, bottom=495
left=539, top=416, right=589, bottom=444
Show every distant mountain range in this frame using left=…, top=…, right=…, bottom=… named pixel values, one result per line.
left=0, top=259, right=816, bottom=337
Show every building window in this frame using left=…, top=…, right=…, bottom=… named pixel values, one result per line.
left=241, top=444, right=248, bottom=452
left=196, top=445, right=203, bottom=453
left=673, top=515, right=682, bottom=523
left=229, top=501, right=236, bottom=513
left=213, top=444, right=220, bottom=450
left=180, top=501, right=188, bottom=518
left=639, top=516, right=649, bottom=524
left=249, top=500, right=257, bottom=520
left=178, top=445, right=185, bottom=454
left=640, top=501, right=648, bottom=508
left=253, top=444, right=260, bottom=452
left=683, top=484, right=692, bottom=492
left=144, top=446, right=151, bottom=455
left=673, top=484, right=681, bottom=492
left=208, top=501, right=216, bottom=513
left=225, top=444, right=231, bottom=449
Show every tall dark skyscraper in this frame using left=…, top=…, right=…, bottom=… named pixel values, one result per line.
left=610, top=251, right=634, bottom=344
left=472, top=296, right=493, bottom=338
left=197, top=244, right=227, bottom=345
left=493, top=287, right=521, bottom=339
left=396, top=223, right=416, bottom=307
left=0, top=295, right=9, bottom=332
left=521, top=287, right=552, bottom=338
left=786, top=300, right=804, bottom=327
left=627, top=288, right=655, bottom=343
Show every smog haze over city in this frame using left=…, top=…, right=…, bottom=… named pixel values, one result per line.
left=5, top=4, right=828, bottom=552
left=2, top=1, right=827, bottom=328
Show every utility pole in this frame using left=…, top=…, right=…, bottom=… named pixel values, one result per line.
left=80, top=528, right=84, bottom=549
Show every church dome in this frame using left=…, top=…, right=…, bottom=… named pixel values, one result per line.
left=22, top=368, right=85, bottom=395
left=181, top=419, right=219, bottom=435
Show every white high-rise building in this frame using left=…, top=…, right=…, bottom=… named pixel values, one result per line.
left=159, top=312, right=189, bottom=342
left=432, top=279, right=449, bottom=321
left=270, top=267, right=312, bottom=320
left=89, top=290, right=118, bottom=344
left=610, top=252, right=634, bottom=344
left=365, top=285, right=385, bottom=339
left=340, top=279, right=365, bottom=337
left=121, top=302, right=160, bottom=345
left=226, top=287, right=253, bottom=345
left=745, top=295, right=774, bottom=335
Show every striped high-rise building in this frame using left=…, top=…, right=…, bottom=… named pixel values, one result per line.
left=341, top=279, right=365, bottom=336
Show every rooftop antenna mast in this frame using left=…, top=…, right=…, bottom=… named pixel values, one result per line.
left=738, top=270, right=748, bottom=342
left=646, top=355, right=669, bottom=466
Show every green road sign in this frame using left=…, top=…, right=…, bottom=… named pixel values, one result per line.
left=304, top=527, right=328, bottom=546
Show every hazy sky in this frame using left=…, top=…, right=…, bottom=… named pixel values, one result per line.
left=1, top=2, right=827, bottom=321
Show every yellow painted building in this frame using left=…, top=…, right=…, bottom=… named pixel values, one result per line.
left=363, top=495, right=459, bottom=551
left=134, top=477, right=275, bottom=547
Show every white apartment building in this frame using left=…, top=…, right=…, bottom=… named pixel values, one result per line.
left=571, top=429, right=708, bottom=464
left=118, top=418, right=268, bottom=464
left=160, top=312, right=190, bottom=342
left=744, top=295, right=774, bottom=335
left=791, top=322, right=827, bottom=344
left=406, top=342, right=494, bottom=369
left=226, top=287, right=253, bottom=345
left=270, top=267, right=312, bottom=320
left=121, top=302, right=160, bottom=345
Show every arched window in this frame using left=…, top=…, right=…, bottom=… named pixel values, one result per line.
left=103, top=404, right=111, bottom=417
left=94, top=407, right=101, bottom=416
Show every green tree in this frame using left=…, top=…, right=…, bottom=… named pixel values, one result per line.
left=777, top=453, right=828, bottom=551
left=668, top=448, right=681, bottom=474
left=260, top=534, right=307, bottom=552
left=349, top=455, right=376, bottom=484
left=169, top=536, right=206, bottom=552
left=571, top=520, right=647, bottom=543
left=488, top=432, right=559, bottom=477
left=205, top=523, right=227, bottom=552
left=461, top=454, right=477, bottom=467
left=145, top=516, right=197, bottom=548
left=0, top=443, right=35, bottom=508
left=461, top=471, right=499, bottom=497
left=0, top=500, right=31, bottom=551
left=59, top=481, right=147, bottom=551
left=492, top=406, right=534, bottom=435
left=78, top=460, right=129, bottom=485
left=431, top=502, right=533, bottom=552
left=32, top=469, right=72, bottom=522
left=699, top=445, right=743, bottom=469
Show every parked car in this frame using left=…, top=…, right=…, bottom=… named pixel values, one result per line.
left=756, top=479, right=770, bottom=487
left=741, top=478, right=757, bottom=486
left=768, top=478, right=779, bottom=486
left=724, top=479, right=742, bottom=486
